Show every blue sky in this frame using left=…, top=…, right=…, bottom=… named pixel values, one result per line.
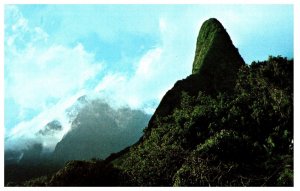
left=4, top=4, right=293, bottom=150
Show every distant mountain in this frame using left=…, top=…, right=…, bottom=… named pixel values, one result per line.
left=12, top=18, right=293, bottom=187
left=5, top=98, right=150, bottom=185
left=52, top=99, right=150, bottom=163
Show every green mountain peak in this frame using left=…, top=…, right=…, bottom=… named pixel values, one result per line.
left=192, top=18, right=225, bottom=73
left=192, top=18, right=244, bottom=91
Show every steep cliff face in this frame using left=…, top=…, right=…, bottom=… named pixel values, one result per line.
left=148, top=18, right=244, bottom=128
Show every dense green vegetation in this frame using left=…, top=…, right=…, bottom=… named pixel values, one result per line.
left=117, top=56, right=293, bottom=186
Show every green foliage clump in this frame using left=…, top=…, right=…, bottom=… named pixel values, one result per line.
left=173, top=130, right=265, bottom=186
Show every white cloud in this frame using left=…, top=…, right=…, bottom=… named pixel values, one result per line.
left=91, top=48, right=165, bottom=111
left=9, top=44, right=100, bottom=109
left=5, top=6, right=102, bottom=113
left=94, top=74, right=126, bottom=93
left=6, top=91, right=87, bottom=151
left=5, top=5, right=103, bottom=150
left=92, top=16, right=196, bottom=112
left=135, top=48, right=163, bottom=79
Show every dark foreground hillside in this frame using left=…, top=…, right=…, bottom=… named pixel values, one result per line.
left=8, top=18, right=293, bottom=187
